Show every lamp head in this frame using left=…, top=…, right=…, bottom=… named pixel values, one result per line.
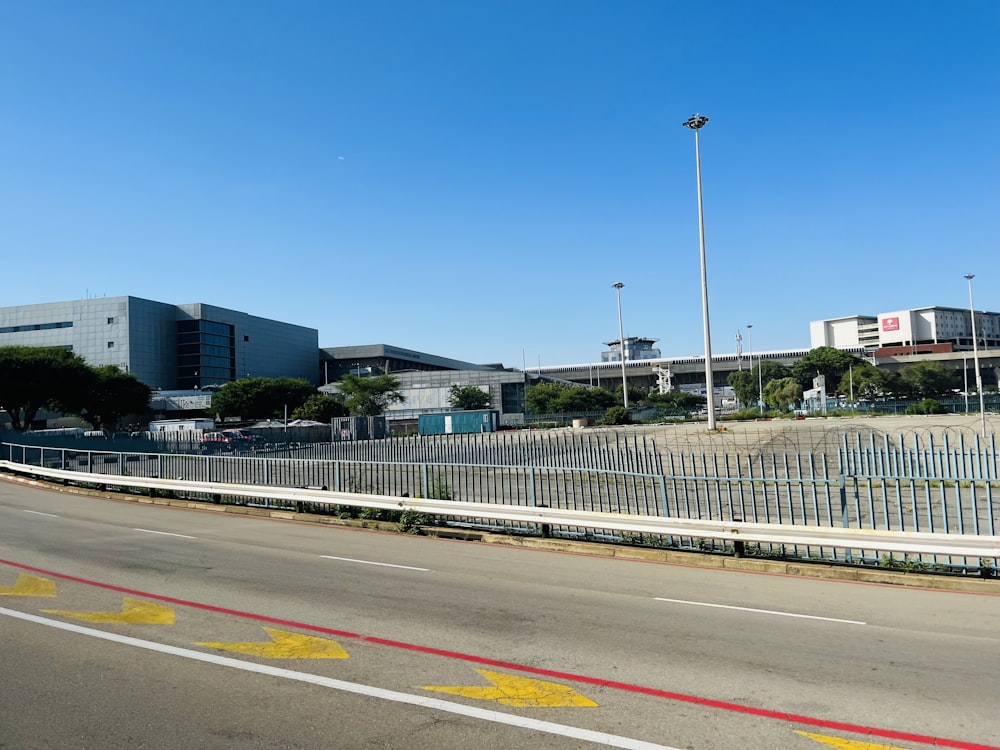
left=682, top=114, right=709, bottom=130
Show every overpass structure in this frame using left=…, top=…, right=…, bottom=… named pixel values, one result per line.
left=535, top=347, right=1000, bottom=397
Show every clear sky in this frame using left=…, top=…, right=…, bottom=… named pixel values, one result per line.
left=2, top=1, right=998, bottom=368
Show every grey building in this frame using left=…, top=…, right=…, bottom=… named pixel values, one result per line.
left=318, top=344, right=576, bottom=426
left=319, top=343, right=496, bottom=385
left=0, top=297, right=318, bottom=390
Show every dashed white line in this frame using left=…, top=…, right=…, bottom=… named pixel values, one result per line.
left=0, top=607, right=676, bottom=750
left=320, top=555, right=429, bottom=572
left=653, top=598, right=866, bottom=625
left=23, top=509, right=59, bottom=517
left=132, top=528, right=197, bottom=539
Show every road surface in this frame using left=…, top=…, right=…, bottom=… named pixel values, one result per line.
left=1, top=476, right=997, bottom=749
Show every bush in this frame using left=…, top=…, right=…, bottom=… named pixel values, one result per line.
left=599, top=406, right=632, bottom=425
left=905, top=398, right=946, bottom=415
left=722, top=408, right=767, bottom=421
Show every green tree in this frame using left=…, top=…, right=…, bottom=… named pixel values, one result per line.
left=72, top=366, right=151, bottom=430
left=612, top=383, right=646, bottom=408
left=291, top=393, right=348, bottom=422
left=763, top=377, right=803, bottom=412
left=336, top=374, right=405, bottom=416
left=791, top=347, right=865, bottom=392
left=728, top=360, right=791, bottom=407
left=211, top=377, right=317, bottom=420
left=727, top=370, right=755, bottom=407
left=526, top=382, right=615, bottom=413
left=525, top=382, right=565, bottom=413
left=899, top=361, right=960, bottom=399
left=0, top=346, right=94, bottom=430
left=836, top=363, right=896, bottom=402
left=645, top=390, right=705, bottom=415
left=448, top=385, right=490, bottom=410
left=556, top=386, right=616, bottom=412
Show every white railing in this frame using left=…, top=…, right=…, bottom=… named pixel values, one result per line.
left=4, top=460, right=998, bottom=559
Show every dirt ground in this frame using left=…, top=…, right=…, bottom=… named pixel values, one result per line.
left=618, top=412, right=996, bottom=456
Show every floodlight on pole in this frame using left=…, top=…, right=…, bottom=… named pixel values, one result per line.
left=682, top=113, right=716, bottom=429
left=613, top=282, right=628, bottom=409
left=965, top=274, right=987, bottom=436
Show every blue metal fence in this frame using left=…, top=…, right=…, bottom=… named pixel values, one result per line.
left=3, top=426, right=998, bottom=574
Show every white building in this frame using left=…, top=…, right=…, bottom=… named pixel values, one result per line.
left=811, top=307, right=1000, bottom=353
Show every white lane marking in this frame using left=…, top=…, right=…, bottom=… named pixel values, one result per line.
left=320, top=555, right=429, bottom=572
left=653, top=598, right=866, bottom=625
left=0, top=607, right=676, bottom=750
left=132, top=528, right=197, bottom=539
left=23, top=509, right=59, bottom=518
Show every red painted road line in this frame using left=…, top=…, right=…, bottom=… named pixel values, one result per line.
left=2, top=557, right=996, bottom=750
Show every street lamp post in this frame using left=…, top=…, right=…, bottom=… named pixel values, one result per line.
left=683, top=113, right=716, bottom=429
left=963, top=352, right=969, bottom=413
left=747, top=323, right=763, bottom=414
left=965, top=274, right=987, bottom=436
left=613, top=282, right=628, bottom=410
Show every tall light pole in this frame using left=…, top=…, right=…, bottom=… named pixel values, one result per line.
left=747, top=323, right=763, bottom=414
left=965, top=274, right=987, bottom=436
left=683, top=113, right=716, bottom=429
left=613, top=282, right=628, bottom=409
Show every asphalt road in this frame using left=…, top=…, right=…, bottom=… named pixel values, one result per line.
left=1, top=477, right=998, bottom=750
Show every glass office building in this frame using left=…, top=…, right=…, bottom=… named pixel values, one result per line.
left=0, top=297, right=319, bottom=389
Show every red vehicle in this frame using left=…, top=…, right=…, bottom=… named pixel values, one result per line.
left=221, top=429, right=261, bottom=444
left=201, top=431, right=234, bottom=447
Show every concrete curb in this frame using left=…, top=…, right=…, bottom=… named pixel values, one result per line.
left=5, top=471, right=998, bottom=594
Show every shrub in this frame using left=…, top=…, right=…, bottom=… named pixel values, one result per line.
left=905, top=398, right=946, bottom=415
left=599, top=406, right=632, bottom=425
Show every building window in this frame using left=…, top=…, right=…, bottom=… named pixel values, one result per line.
left=244, top=335, right=250, bottom=342
left=107, top=317, right=115, bottom=324
left=0, top=321, right=73, bottom=334
left=107, top=341, right=115, bottom=348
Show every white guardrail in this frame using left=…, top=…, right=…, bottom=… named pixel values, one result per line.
left=4, top=460, right=1000, bottom=559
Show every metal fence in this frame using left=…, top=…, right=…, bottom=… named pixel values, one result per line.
left=3, top=425, right=998, bottom=575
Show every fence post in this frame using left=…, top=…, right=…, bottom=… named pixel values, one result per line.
left=839, top=472, right=852, bottom=563
left=530, top=466, right=550, bottom=538
left=421, top=464, right=429, bottom=499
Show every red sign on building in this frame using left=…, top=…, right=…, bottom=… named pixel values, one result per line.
left=882, top=317, right=900, bottom=332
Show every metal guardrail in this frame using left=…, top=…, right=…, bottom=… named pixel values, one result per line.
left=4, top=459, right=999, bottom=560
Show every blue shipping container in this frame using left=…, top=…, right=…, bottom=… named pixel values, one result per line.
left=418, top=410, right=499, bottom=435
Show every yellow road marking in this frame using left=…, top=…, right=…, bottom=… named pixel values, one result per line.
left=796, top=730, right=913, bottom=749
left=196, top=627, right=350, bottom=659
left=42, top=597, right=175, bottom=624
left=0, top=574, right=56, bottom=597
left=421, top=668, right=598, bottom=708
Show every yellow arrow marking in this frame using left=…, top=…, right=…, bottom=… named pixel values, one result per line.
left=42, top=597, right=175, bottom=624
left=421, top=669, right=598, bottom=708
left=0, top=574, right=56, bottom=597
left=195, top=627, right=350, bottom=659
left=795, top=730, right=912, bottom=749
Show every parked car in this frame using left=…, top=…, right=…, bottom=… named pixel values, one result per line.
left=221, top=429, right=262, bottom=444
left=201, top=431, right=235, bottom=447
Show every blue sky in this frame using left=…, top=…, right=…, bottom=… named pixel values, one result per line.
left=2, top=1, right=998, bottom=368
